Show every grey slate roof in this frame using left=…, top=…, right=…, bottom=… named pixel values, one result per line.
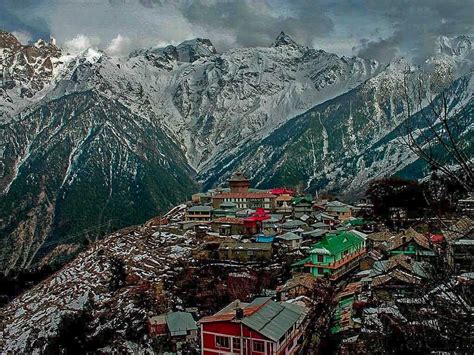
left=166, top=311, right=197, bottom=336
left=302, top=229, right=327, bottom=238
left=311, top=222, right=329, bottom=229
left=219, top=242, right=272, bottom=251
left=371, top=260, right=429, bottom=279
left=241, top=297, right=306, bottom=342
left=281, top=220, right=306, bottom=229
left=278, top=232, right=302, bottom=241
left=188, top=205, right=213, bottom=212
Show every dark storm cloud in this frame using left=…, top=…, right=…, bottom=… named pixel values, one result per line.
left=355, top=0, right=474, bottom=64
left=356, top=37, right=400, bottom=65
left=0, top=0, right=472, bottom=61
left=0, top=0, right=50, bottom=41
left=179, top=0, right=334, bottom=49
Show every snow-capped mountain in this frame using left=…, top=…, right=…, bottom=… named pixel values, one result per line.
left=0, top=31, right=472, bottom=272
left=200, top=64, right=473, bottom=197
left=437, top=35, right=472, bottom=59
left=426, top=35, right=473, bottom=79
left=0, top=31, right=61, bottom=122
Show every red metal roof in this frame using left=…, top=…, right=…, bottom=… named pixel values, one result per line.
left=270, top=188, right=295, bottom=196
left=429, top=234, right=444, bottom=244
left=244, top=208, right=270, bottom=222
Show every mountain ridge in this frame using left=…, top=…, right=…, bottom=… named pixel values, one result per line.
left=0, top=31, right=472, bottom=272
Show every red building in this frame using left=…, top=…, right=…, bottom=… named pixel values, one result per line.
left=244, top=208, right=271, bottom=234
left=199, top=297, right=308, bottom=355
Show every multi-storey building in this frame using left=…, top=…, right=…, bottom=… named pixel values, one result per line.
left=185, top=205, right=213, bottom=222
left=304, top=230, right=367, bottom=280
left=212, top=172, right=277, bottom=210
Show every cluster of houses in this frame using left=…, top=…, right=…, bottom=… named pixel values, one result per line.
left=182, top=172, right=367, bottom=265
left=145, top=173, right=474, bottom=354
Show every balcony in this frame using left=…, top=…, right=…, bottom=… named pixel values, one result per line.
left=305, top=249, right=366, bottom=270
left=304, top=249, right=366, bottom=280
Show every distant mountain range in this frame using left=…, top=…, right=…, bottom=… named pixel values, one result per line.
left=0, top=30, right=472, bottom=272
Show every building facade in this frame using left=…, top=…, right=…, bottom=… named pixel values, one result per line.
left=212, top=172, right=277, bottom=210
left=186, top=205, right=213, bottom=222
left=218, top=242, right=272, bottom=262
left=199, top=297, right=308, bottom=355
left=304, top=231, right=366, bottom=281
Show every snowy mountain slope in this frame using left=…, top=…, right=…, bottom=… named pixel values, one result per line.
left=427, top=35, right=473, bottom=79
left=0, top=31, right=62, bottom=123
left=0, top=89, right=197, bottom=274
left=436, top=35, right=472, bottom=62
left=25, top=32, right=380, bottom=170
left=166, top=32, right=379, bottom=170
left=198, top=67, right=473, bottom=197
left=0, top=225, right=197, bottom=353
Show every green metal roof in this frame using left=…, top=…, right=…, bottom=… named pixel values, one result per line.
left=219, top=201, right=238, bottom=208
left=213, top=207, right=240, bottom=214
left=344, top=218, right=366, bottom=226
left=292, top=195, right=313, bottom=205
left=166, top=311, right=197, bottom=336
left=311, top=231, right=364, bottom=255
left=242, top=298, right=306, bottom=341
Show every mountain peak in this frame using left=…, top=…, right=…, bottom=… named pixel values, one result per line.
left=176, top=38, right=217, bottom=62
left=0, top=30, right=22, bottom=51
left=271, top=31, right=299, bottom=48
left=437, top=35, right=472, bottom=58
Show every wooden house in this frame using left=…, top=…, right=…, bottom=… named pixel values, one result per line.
left=211, top=217, right=245, bottom=236
left=276, top=274, right=316, bottom=301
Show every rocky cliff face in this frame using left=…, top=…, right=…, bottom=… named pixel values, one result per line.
left=0, top=31, right=61, bottom=122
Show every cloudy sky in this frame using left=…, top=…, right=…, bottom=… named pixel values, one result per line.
left=1, top=0, right=473, bottom=63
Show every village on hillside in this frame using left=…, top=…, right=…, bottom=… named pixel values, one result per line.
left=130, top=172, right=473, bottom=354
left=1, top=172, right=472, bottom=354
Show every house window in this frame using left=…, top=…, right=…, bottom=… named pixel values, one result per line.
left=318, top=267, right=324, bottom=274
left=253, top=340, right=265, bottom=352
left=317, top=255, right=324, bottom=262
left=216, top=336, right=230, bottom=348
left=233, top=338, right=241, bottom=350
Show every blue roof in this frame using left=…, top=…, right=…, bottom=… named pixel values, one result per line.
left=256, top=236, right=274, bottom=243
